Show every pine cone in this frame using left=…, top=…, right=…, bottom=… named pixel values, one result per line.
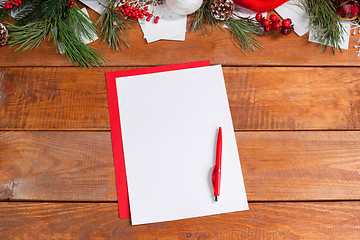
left=0, top=23, right=8, bottom=47
left=210, top=0, right=235, bottom=21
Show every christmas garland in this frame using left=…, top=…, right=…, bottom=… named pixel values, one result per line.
left=0, top=0, right=354, bottom=67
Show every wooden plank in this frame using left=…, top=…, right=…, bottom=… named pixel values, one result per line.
left=1, top=67, right=360, bottom=130
left=0, top=201, right=359, bottom=239
left=0, top=131, right=116, bottom=201
left=0, top=7, right=359, bottom=67
left=1, top=131, right=359, bottom=201
left=0, top=67, right=110, bottom=130
left=239, top=131, right=360, bottom=201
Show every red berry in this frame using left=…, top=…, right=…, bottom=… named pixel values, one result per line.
left=261, top=19, right=270, bottom=27
left=6, top=1, right=10, bottom=4
left=146, top=17, right=150, bottom=22
left=282, top=19, right=291, bottom=28
left=255, top=12, right=262, bottom=22
left=154, top=19, right=158, bottom=24
left=155, top=16, right=159, bottom=20
left=144, top=6, right=148, bottom=10
left=139, top=14, right=144, bottom=18
left=269, top=14, right=278, bottom=22
left=264, top=26, right=271, bottom=32
left=281, top=27, right=289, bottom=35
left=18, top=0, right=21, bottom=3
left=125, top=2, right=129, bottom=6
left=70, top=1, right=74, bottom=4
left=123, top=12, right=127, bottom=16
left=149, top=14, right=152, bottom=17
left=15, top=2, right=18, bottom=6
left=271, top=22, right=281, bottom=30
left=69, top=5, right=73, bottom=8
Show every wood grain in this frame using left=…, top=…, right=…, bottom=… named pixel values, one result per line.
left=0, top=7, right=359, bottom=67
left=1, top=67, right=360, bottom=130
left=0, top=201, right=359, bottom=239
left=0, top=131, right=115, bottom=201
left=1, top=131, right=359, bottom=201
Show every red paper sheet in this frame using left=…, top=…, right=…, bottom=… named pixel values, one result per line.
left=106, top=61, right=211, bottom=218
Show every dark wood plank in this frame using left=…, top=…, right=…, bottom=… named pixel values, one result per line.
left=1, top=67, right=360, bottom=130
left=0, top=7, right=359, bottom=67
left=0, top=201, right=359, bottom=239
left=1, top=131, right=359, bottom=201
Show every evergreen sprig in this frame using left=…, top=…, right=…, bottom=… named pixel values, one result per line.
left=299, top=0, right=344, bottom=53
left=6, top=0, right=105, bottom=68
left=191, top=1, right=263, bottom=54
left=97, top=0, right=132, bottom=51
left=6, top=21, right=51, bottom=51
left=224, top=18, right=263, bottom=54
left=191, top=1, right=221, bottom=33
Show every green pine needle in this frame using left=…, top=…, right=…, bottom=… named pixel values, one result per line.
left=98, top=0, right=132, bottom=51
left=7, top=21, right=50, bottom=51
left=191, top=1, right=221, bottom=34
left=7, top=0, right=105, bottom=68
left=299, top=0, right=344, bottom=53
left=192, top=2, right=263, bottom=54
left=225, top=18, right=263, bottom=55
left=53, top=18, right=105, bottom=68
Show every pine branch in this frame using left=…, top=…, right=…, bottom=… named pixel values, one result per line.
left=7, top=21, right=51, bottom=51
left=15, top=0, right=63, bottom=25
left=68, top=3, right=99, bottom=43
left=97, top=0, right=132, bottom=51
left=298, top=0, right=344, bottom=53
left=53, top=17, right=105, bottom=68
left=191, top=1, right=221, bottom=33
left=192, top=1, right=263, bottom=54
left=7, top=0, right=105, bottom=68
left=224, top=18, right=263, bottom=55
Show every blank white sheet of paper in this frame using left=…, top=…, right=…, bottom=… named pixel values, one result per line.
left=116, top=65, right=248, bottom=225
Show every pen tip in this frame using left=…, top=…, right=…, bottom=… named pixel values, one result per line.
left=215, top=196, right=218, bottom=201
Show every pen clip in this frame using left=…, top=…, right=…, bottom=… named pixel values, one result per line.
left=211, top=165, right=216, bottom=190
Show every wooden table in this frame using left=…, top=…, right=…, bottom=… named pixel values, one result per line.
left=1, top=4, right=360, bottom=239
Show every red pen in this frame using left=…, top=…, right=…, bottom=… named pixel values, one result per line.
left=212, top=127, right=222, bottom=202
